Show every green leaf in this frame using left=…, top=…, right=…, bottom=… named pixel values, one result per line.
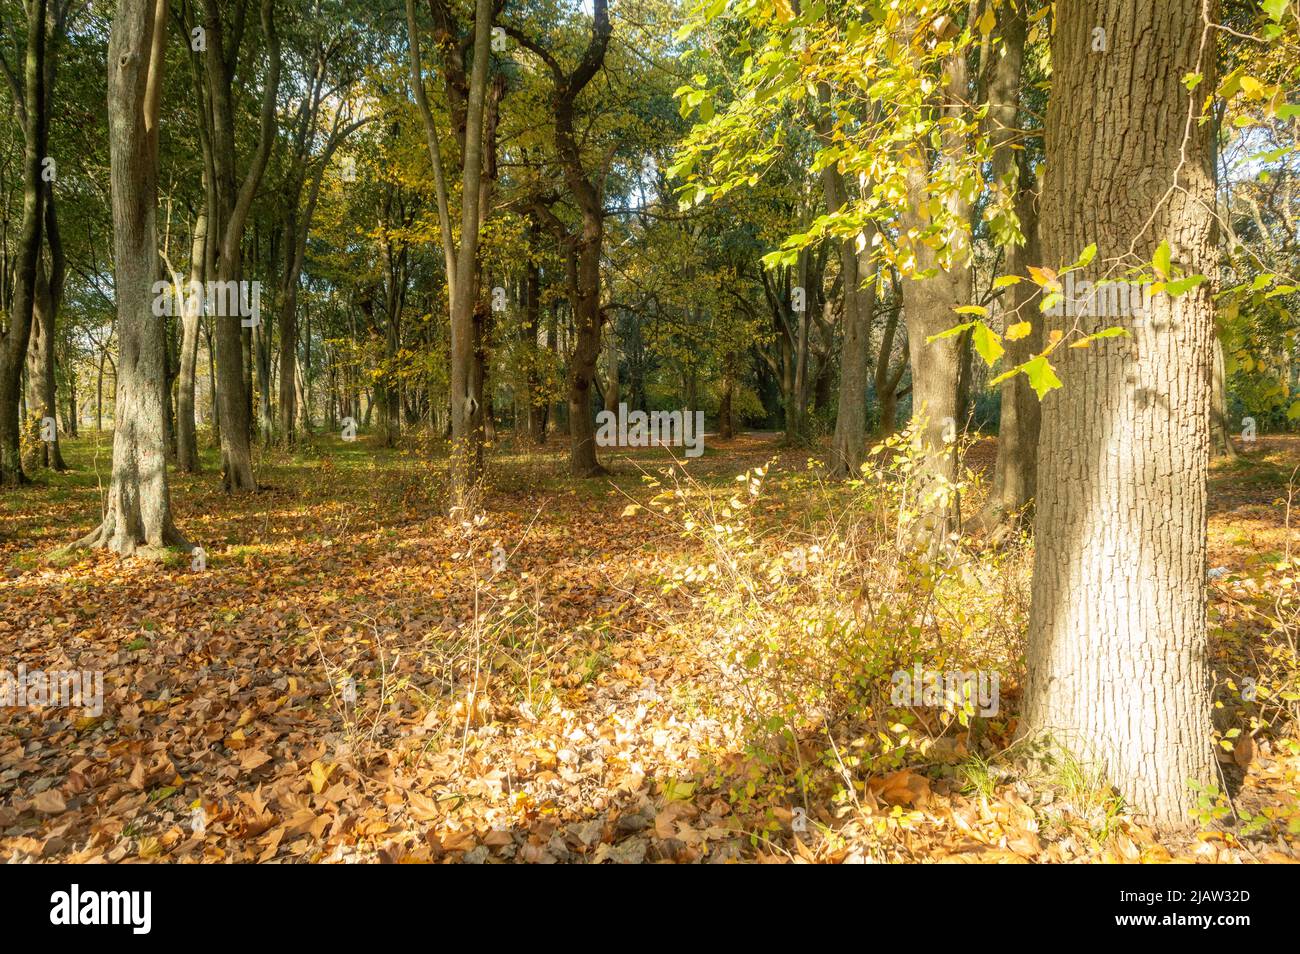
left=1064, top=243, right=1097, bottom=272
left=1153, top=240, right=1172, bottom=280
left=925, top=322, right=975, bottom=344
left=1023, top=355, right=1063, bottom=399
left=1165, top=274, right=1206, bottom=296
left=992, top=274, right=1024, bottom=289
left=972, top=321, right=1005, bottom=366
left=953, top=305, right=988, bottom=316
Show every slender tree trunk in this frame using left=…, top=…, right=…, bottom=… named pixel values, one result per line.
left=1210, top=332, right=1236, bottom=458
left=981, top=171, right=1043, bottom=528
left=828, top=229, right=875, bottom=475
left=874, top=300, right=904, bottom=437
left=28, top=256, right=66, bottom=469
left=1022, top=0, right=1217, bottom=827
left=603, top=317, right=619, bottom=414
left=203, top=0, right=279, bottom=492
left=568, top=227, right=604, bottom=475
left=77, top=0, right=188, bottom=554
left=177, top=206, right=205, bottom=472
left=896, top=31, right=972, bottom=546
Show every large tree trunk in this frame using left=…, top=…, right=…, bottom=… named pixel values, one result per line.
left=77, top=0, right=188, bottom=554
left=1022, top=0, right=1217, bottom=827
left=0, top=0, right=48, bottom=487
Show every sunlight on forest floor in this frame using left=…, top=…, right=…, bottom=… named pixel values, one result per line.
left=1, top=432, right=1297, bottom=863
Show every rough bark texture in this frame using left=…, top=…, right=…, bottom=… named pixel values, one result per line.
left=77, top=0, right=187, bottom=554
left=1023, top=0, right=1217, bottom=826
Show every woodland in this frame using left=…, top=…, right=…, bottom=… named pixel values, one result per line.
left=0, top=0, right=1298, bottom=865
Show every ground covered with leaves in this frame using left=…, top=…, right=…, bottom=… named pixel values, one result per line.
left=1, top=431, right=1297, bottom=863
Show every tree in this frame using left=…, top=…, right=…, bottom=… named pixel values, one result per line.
left=201, top=0, right=281, bottom=492
left=0, top=0, right=49, bottom=486
left=1021, top=0, right=1218, bottom=825
left=507, top=0, right=613, bottom=477
left=407, top=0, right=496, bottom=508
left=75, top=0, right=188, bottom=554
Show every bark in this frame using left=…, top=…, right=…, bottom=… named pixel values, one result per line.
left=0, top=0, right=48, bottom=486
left=1022, top=0, right=1218, bottom=826
left=76, top=0, right=188, bottom=554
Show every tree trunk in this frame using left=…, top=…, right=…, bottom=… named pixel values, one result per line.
left=1022, top=0, right=1217, bottom=827
left=28, top=254, right=67, bottom=470
left=177, top=206, right=205, bottom=472
left=896, top=30, right=972, bottom=546
left=568, top=224, right=605, bottom=476
left=874, top=300, right=904, bottom=437
left=77, top=0, right=188, bottom=554
left=203, top=0, right=279, bottom=492
left=1210, top=332, right=1236, bottom=458
left=0, top=0, right=48, bottom=486
left=981, top=171, right=1042, bottom=528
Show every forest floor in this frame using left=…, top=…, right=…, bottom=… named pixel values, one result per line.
left=1, top=427, right=1298, bottom=863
